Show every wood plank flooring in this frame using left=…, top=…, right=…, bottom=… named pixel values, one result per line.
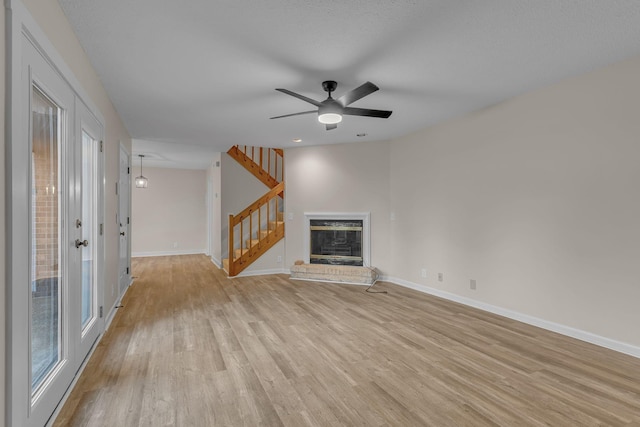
left=54, top=255, right=640, bottom=426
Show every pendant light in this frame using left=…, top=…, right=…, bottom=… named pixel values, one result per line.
left=135, top=154, right=148, bottom=188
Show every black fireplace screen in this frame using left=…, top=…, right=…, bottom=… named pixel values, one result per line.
left=310, top=219, right=363, bottom=266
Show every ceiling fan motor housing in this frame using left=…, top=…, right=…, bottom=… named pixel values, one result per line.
left=318, top=98, right=343, bottom=124
left=322, top=80, right=338, bottom=94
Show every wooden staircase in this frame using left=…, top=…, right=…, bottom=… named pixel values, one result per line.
left=223, top=145, right=285, bottom=276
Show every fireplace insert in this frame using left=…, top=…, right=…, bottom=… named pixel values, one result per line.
left=309, top=219, right=363, bottom=266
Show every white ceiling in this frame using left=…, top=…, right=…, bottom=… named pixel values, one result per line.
left=58, top=0, right=640, bottom=168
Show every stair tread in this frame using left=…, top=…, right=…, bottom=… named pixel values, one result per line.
left=234, top=248, right=249, bottom=259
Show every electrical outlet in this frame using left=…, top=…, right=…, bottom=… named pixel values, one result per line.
left=438, top=273, right=443, bottom=282
left=277, top=255, right=282, bottom=263
left=172, top=242, right=178, bottom=248
left=470, top=279, right=477, bottom=290
left=420, top=268, right=427, bottom=278
left=288, top=212, right=294, bottom=220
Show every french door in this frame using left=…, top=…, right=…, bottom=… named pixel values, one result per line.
left=8, top=9, right=105, bottom=426
left=75, top=101, right=104, bottom=361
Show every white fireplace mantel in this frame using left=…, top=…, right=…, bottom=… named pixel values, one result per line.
left=303, top=212, right=371, bottom=266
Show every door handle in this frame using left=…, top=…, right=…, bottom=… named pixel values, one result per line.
left=75, top=239, right=89, bottom=248
left=120, top=232, right=125, bottom=236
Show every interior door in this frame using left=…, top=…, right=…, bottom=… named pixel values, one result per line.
left=119, top=146, right=131, bottom=295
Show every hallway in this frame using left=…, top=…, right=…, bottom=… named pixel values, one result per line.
left=54, top=255, right=640, bottom=426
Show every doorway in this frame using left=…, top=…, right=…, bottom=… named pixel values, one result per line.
left=7, top=2, right=106, bottom=425
left=119, top=145, right=132, bottom=295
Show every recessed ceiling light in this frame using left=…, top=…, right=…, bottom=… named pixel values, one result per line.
left=357, top=133, right=367, bottom=137
left=292, top=138, right=302, bottom=143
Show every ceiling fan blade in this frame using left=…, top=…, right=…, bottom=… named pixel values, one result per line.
left=276, top=88, right=322, bottom=107
left=338, top=81, right=379, bottom=106
left=342, top=107, right=392, bottom=118
left=325, top=123, right=338, bottom=131
left=270, top=110, right=316, bottom=120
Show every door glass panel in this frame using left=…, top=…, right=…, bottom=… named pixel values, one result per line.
left=81, top=131, right=96, bottom=330
left=31, top=86, right=62, bottom=393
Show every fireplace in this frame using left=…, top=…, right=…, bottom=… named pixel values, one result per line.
left=310, top=219, right=363, bottom=265
left=304, top=212, right=370, bottom=266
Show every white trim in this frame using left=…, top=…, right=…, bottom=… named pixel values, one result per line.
left=302, top=212, right=370, bottom=265
left=381, top=276, right=640, bottom=359
left=210, top=255, right=222, bottom=268
left=132, top=249, right=206, bottom=258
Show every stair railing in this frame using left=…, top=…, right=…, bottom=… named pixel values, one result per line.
left=227, top=181, right=285, bottom=276
left=232, top=145, right=284, bottom=185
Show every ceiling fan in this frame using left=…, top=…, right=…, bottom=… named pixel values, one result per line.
left=270, top=81, right=392, bottom=130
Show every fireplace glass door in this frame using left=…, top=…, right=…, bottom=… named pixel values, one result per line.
left=310, top=220, right=363, bottom=266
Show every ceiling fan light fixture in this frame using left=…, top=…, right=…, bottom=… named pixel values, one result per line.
left=318, top=112, right=342, bottom=124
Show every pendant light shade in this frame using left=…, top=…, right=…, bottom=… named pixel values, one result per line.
left=135, top=154, right=148, bottom=188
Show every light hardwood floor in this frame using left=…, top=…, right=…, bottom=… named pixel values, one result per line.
left=54, top=255, right=640, bottom=426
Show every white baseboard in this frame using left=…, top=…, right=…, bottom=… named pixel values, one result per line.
left=382, top=276, right=640, bottom=359
left=132, top=249, right=205, bottom=258
left=210, top=255, right=221, bottom=268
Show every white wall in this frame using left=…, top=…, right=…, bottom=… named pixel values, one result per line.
left=389, top=55, right=640, bottom=349
left=284, top=141, right=392, bottom=275
left=221, top=153, right=284, bottom=273
left=131, top=167, right=207, bottom=256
